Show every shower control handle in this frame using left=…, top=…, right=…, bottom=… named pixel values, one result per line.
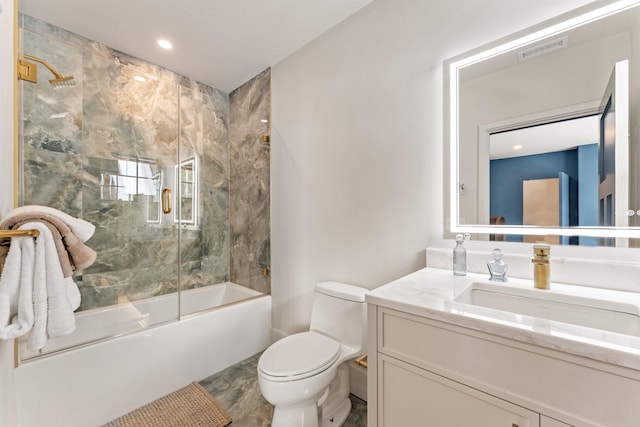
left=162, top=187, right=172, bottom=214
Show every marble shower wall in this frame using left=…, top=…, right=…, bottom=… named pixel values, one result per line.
left=229, top=68, right=271, bottom=294
left=19, top=15, right=269, bottom=312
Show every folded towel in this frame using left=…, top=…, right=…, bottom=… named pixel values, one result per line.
left=0, top=223, right=80, bottom=350
left=7, top=205, right=95, bottom=242
left=0, top=212, right=97, bottom=277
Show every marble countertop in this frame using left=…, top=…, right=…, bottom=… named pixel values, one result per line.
left=366, top=267, right=640, bottom=371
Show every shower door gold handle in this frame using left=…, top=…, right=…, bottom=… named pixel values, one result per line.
left=162, top=187, right=172, bottom=214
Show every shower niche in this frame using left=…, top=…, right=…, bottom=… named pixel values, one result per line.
left=17, top=14, right=271, bottom=360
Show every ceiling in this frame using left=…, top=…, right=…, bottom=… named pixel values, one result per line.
left=490, top=115, right=599, bottom=160
left=459, top=5, right=640, bottom=83
left=19, top=0, right=374, bottom=92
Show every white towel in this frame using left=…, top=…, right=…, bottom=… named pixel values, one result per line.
left=0, top=223, right=80, bottom=350
left=0, top=229, right=35, bottom=339
left=7, top=205, right=95, bottom=242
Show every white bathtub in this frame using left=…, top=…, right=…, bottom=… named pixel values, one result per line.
left=20, top=282, right=262, bottom=359
left=14, top=283, right=272, bottom=427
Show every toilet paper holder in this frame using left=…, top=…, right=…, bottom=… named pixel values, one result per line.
left=354, top=354, right=368, bottom=369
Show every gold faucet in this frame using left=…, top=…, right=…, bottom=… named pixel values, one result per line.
left=531, top=245, right=550, bottom=289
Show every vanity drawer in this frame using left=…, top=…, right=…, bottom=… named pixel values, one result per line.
left=378, top=354, right=540, bottom=427
left=377, top=307, right=640, bottom=426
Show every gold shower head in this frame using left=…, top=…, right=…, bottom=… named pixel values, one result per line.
left=48, top=75, right=76, bottom=89
left=18, top=54, right=77, bottom=89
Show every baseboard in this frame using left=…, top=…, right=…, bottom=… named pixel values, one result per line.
left=270, top=327, right=288, bottom=343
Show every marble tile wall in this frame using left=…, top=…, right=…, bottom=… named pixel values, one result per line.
left=229, top=68, right=271, bottom=294
left=19, top=15, right=270, bottom=313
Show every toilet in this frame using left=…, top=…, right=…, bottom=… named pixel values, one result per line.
left=257, top=281, right=368, bottom=427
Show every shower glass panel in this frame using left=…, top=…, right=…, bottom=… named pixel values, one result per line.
left=14, top=10, right=271, bottom=361
left=17, top=15, right=181, bottom=359
left=15, top=15, right=231, bottom=360
left=177, top=85, right=231, bottom=316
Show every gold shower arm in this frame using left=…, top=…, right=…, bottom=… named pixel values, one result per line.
left=22, top=54, right=65, bottom=79
left=18, top=53, right=76, bottom=88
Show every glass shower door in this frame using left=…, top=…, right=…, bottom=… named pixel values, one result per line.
left=17, top=15, right=182, bottom=359
left=177, top=85, right=230, bottom=316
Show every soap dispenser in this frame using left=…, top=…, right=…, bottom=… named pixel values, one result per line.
left=453, top=234, right=467, bottom=276
left=532, top=244, right=550, bottom=289
left=487, top=248, right=507, bottom=282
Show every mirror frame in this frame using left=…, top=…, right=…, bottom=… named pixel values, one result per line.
left=445, top=0, right=640, bottom=240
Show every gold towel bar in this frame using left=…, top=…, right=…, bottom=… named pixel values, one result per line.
left=0, top=229, right=40, bottom=238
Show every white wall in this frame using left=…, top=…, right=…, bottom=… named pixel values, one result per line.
left=0, top=0, right=16, bottom=424
left=0, top=1, right=14, bottom=216
left=270, top=0, right=594, bottom=336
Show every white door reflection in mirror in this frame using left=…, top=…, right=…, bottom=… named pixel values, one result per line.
left=597, top=60, right=629, bottom=247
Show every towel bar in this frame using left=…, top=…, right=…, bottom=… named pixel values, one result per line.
left=0, top=229, right=40, bottom=238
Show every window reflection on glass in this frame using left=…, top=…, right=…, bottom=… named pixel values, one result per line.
left=100, top=172, right=122, bottom=201
left=100, top=158, right=158, bottom=202
left=174, top=157, right=198, bottom=225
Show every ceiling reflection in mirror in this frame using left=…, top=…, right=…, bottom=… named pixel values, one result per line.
left=447, top=0, right=640, bottom=246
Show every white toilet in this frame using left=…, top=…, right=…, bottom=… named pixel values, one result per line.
left=257, top=281, right=368, bottom=427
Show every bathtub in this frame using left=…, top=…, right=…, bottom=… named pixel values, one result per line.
left=14, top=283, right=272, bottom=427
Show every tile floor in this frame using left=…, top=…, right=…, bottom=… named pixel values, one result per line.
left=198, top=352, right=367, bottom=426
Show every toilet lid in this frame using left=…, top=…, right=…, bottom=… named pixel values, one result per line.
left=259, top=331, right=341, bottom=378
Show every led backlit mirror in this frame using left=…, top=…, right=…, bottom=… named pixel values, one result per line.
left=445, top=0, right=640, bottom=246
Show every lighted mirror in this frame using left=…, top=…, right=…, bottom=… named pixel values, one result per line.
left=446, top=0, right=640, bottom=246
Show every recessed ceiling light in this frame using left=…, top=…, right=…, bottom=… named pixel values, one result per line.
left=513, top=144, right=523, bottom=150
left=134, top=76, right=146, bottom=82
left=261, top=119, right=268, bottom=123
left=157, top=39, right=173, bottom=50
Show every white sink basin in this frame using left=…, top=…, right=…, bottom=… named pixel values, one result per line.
left=454, top=282, right=640, bottom=336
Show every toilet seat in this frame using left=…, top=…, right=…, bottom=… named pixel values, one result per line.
left=259, top=331, right=341, bottom=381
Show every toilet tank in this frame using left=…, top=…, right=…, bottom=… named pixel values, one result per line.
left=310, top=282, right=368, bottom=353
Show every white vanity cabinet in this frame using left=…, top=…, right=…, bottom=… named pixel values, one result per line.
left=367, top=305, right=640, bottom=427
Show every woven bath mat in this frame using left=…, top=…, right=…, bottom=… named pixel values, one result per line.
left=108, top=382, right=232, bottom=427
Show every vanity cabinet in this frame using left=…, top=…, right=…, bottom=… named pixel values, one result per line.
left=367, top=306, right=640, bottom=427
